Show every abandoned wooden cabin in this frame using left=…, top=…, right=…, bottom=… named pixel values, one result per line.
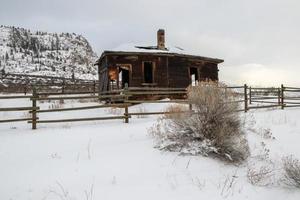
left=95, top=29, right=224, bottom=92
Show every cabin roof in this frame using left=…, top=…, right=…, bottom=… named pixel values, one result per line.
left=95, top=43, right=224, bottom=65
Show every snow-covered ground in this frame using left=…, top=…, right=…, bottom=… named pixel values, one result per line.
left=1, top=95, right=300, bottom=200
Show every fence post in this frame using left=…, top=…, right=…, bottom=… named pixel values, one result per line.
left=93, top=80, right=96, bottom=94
left=124, top=83, right=129, bottom=123
left=281, top=84, right=284, bottom=109
left=62, top=80, right=65, bottom=94
left=249, top=86, right=252, bottom=104
left=189, top=103, right=192, bottom=111
left=277, top=87, right=281, bottom=106
left=24, top=85, right=27, bottom=95
left=244, top=84, right=248, bottom=112
left=31, top=87, right=38, bottom=130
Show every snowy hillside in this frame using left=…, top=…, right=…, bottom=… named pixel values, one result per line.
left=0, top=25, right=98, bottom=82
left=0, top=96, right=300, bottom=200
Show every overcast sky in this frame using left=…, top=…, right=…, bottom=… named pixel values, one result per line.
left=1, top=0, right=299, bottom=86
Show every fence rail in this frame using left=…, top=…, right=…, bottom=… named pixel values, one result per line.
left=1, top=84, right=300, bottom=130
left=33, top=104, right=128, bottom=113
left=0, top=80, right=99, bottom=94
left=1, top=72, right=98, bottom=82
left=0, top=118, right=37, bottom=123
left=27, top=116, right=128, bottom=124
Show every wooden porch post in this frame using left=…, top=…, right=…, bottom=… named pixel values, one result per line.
left=124, top=83, right=129, bottom=123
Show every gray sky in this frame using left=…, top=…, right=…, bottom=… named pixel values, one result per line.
left=1, top=0, right=299, bottom=86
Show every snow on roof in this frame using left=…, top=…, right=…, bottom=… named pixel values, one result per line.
left=99, top=43, right=223, bottom=63
left=108, top=43, right=189, bottom=54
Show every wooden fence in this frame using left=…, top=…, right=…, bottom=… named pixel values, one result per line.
left=1, top=84, right=300, bottom=130
left=0, top=72, right=98, bottom=94
left=247, top=84, right=300, bottom=110
left=0, top=72, right=97, bottom=83
left=0, top=81, right=99, bottom=94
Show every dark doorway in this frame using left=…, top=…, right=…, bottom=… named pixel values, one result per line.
left=119, top=68, right=130, bottom=88
left=189, top=67, right=199, bottom=86
left=143, top=62, right=154, bottom=83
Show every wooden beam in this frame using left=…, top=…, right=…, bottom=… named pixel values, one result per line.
left=248, top=105, right=282, bottom=110
left=0, top=107, right=39, bottom=112
left=125, top=100, right=188, bottom=104
left=28, top=116, right=129, bottom=123
left=129, top=111, right=191, bottom=116
left=33, top=94, right=128, bottom=101
left=33, top=104, right=129, bottom=113
left=0, top=118, right=34, bottom=123
left=0, top=95, right=32, bottom=99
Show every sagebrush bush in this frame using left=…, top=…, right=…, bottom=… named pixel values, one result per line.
left=282, top=156, right=300, bottom=188
left=247, top=165, right=275, bottom=186
left=149, top=81, right=249, bottom=163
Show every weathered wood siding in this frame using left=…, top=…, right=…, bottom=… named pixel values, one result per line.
left=168, top=57, right=190, bottom=88
left=105, top=55, right=169, bottom=87
left=98, top=54, right=219, bottom=91
left=200, top=62, right=218, bottom=81
left=154, top=56, right=168, bottom=87
left=98, top=58, right=108, bottom=92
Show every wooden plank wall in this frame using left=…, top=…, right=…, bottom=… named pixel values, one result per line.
left=101, top=54, right=219, bottom=90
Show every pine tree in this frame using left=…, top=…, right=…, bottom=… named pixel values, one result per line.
left=51, top=39, right=55, bottom=51
left=55, top=34, right=59, bottom=52
left=72, top=70, right=75, bottom=80
left=1, top=68, right=5, bottom=76
left=5, top=52, right=9, bottom=61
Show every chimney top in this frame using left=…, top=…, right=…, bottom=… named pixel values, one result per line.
left=157, top=29, right=165, bottom=50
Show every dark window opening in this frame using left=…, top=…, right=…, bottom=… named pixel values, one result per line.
left=144, top=62, right=154, bottom=83
left=189, top=67, right=199, bottom=86
left=119, top=68, right=130, bottom=88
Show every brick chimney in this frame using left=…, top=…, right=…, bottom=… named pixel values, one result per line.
left=157, top=29, right=165, bottom=50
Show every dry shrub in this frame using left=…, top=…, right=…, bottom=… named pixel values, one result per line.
left=136, top=106, right=148, bottom=118
left=78, top=98, right=98, bottom=103
left=49, top=101, right=63, bottom=109
left=106, top=107, right=122, bottom=115
left=218, top=170, right=239, bottom=198
left=247, top=165, right=276, bottom=186
left=252, top=142, right=270, bottom=161
left=22, top=111, right=31, bottom=118
left=149, top=81, right=249, bottom=163
left=252, top=127, right=275, bottom=140
left=282, top=155, right=300, bottom=188
left=38, top=94, right=49, bottom=103
left=164, top=104, right=188, bottom=119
